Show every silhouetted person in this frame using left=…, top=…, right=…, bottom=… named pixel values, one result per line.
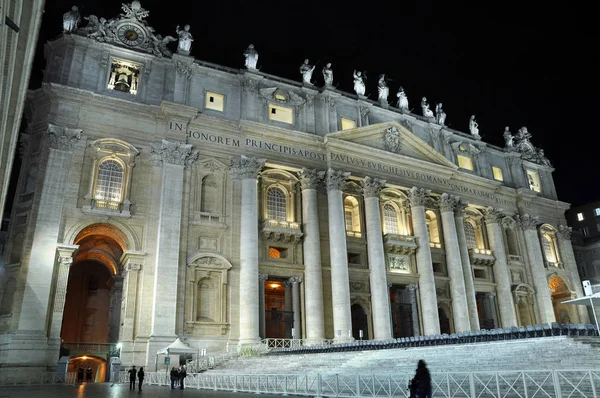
left=170, top=367, right=178, bottom=389
left=85, top=366, right=93, bottom=382
left=137, top=367, right=145, bottom=391
left=411, top=360, right=432, bottom=398
left=77, top=365, right=84, bottom=383
left=128, top=365, right=137, bottom=390
left=178, top=365, right=187, bottom=389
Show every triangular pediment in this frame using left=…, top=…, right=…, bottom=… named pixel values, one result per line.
left=326, top=121, right=457, bottom=168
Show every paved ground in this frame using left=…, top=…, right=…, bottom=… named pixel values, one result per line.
left=0, top=383, right=287, bottom=397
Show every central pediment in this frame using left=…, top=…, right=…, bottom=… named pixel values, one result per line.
left=326, top=121, right=457, bottom=168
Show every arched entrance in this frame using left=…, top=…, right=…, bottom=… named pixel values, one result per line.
left=351, top=303, right=369, bottom=340
left=549, top=275, right=574, bottom=323
left=68, top=355, right=107, bottom=382
left=61, top=224, right=126, bottom=346
left=264, top=279, right=292, bottom=339
left=438, top=306, right=451, bottom=334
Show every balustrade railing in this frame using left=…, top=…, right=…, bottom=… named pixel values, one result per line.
left=61, top=342, right=117, bottom=354
left=115, top=369, right=600, bottom=397
left=261, top=338, right=335, bottom=348
left=0, top=371, right=76, bottom=386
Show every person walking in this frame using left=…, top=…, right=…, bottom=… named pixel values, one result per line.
left=170, top=367, right=178, bottom=389
left=178, top=365, right=187, bottom=389
left=137, top=367, right=145, bottom=391
left=128, top=365, right=137, bottom=390
left=410, top=360, right=432, bottom=398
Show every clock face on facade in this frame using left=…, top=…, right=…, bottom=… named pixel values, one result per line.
left=116, top=23, right=146, bottom=47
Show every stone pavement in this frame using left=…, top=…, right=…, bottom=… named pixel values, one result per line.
left=0, top=383, right=286, bottom=397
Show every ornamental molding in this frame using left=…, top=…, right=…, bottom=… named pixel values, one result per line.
left=361, top=176, right=386, bottom=198
left=47, top=124, right=83, bottom=151
left=150, top=139, right=198, bottom=167
left=407, top=186, right=430, bottom=207
left=298, top=168, right=325, bottom=190
left=230, top=155, right=266, bottom=179
left=325, top=168, right=350, bottom=191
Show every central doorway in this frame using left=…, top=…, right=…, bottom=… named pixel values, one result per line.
left=264, top=279, right=292, bottom=338
left=351, top=304, right=369, bottom=340
left=390, top=285, right=415, bottom=338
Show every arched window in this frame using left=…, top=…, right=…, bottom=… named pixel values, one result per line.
left=267, top=187, right=287, bottom=221
left=383, top=204, right=399, bottom=234
left=200, top=175, right=218, bottom=213
left=344, top=196, right=361, bottom=233
left=464, top=221, right=477, bottom=249
left=0, top=277, right=16, bottom=315
left=95, top=159, right=124, bottom=203
left=425, top=211, right=440, bottom=243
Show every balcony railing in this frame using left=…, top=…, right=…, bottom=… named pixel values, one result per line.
left=469, top=248, right=495, bottom=266
left=429, top=242, right=442, bottom=249
left=261, top=219, right=303, bottom=243
left=508, top=254, right=523, bottom=263
left=191, top=212, right=226, bottom=225
left=346, top=231, right=362, bottom=238
left=384, top=234, right=417, bottom=255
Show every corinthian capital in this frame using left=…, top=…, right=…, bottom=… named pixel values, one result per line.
left=325, top=168, right=350, bottom=191
left=47, top=124, right=82, bottom=151
left=438, top=193, right=459, bottom=213
left=58, top=256, right=74, bottom=266
left=484, top=206, right=504, bottom=224
left=150, top=140, right=198, bottom=167
left=407, top=186, right=430, bottom=207
left=298, top=168, right=325, bottom=190
left=516, top=214, right=539, bottom=230
left=558, top=225, right=572, bottom=240
left=361, top=176, right=386, bottom=198
left=229, top=155, right=266, bottom=179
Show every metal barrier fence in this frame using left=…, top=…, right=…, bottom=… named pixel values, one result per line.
left=0, top=371, right=77, bottom=386
left=118, top=369, right=600, bottom=397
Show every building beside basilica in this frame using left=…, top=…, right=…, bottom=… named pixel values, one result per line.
left=0, top=1, right=590, bottom=373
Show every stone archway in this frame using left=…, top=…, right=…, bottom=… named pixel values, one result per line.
left=549, top=275, right=574, bottom=323
left=60, top=224, right=126, bottom=345
left=351, top=303, right=369, bottom=340
left=68, top=355, right=107, bottom=382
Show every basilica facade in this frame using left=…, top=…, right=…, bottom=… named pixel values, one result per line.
left=0, top=2, right=589, bottom=371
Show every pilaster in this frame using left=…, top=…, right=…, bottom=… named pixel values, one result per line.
left=557, top=225, right=590, bottom=324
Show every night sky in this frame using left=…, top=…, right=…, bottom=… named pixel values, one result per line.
left=27, top=0, right=596, bottom=207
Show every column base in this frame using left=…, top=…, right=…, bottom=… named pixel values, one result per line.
left=333, top=336, right=355, bottom=344
left=0, top=331, right=56, bottom=369
left=146, top=335, right=178, bottom=370
left=303, top=337, right=327, bottom=346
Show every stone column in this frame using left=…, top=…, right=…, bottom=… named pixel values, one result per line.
left=407, top=187, right=440, bottom=335
left=18, top=125, right=81, bottom=336
left=486, top=293, right=499, bottom=328
left=107, top=276, right=124, bottom=343
left=231, top=156, right=266, bottom=346
left=484, top=207, right=518, bottom=327
left=259, top=274, right=268, bottom=339
left=557, top=225, right=590, bottom=324
left=291, top=277, right=302, bottom=339
left=407, top=284, right=420, bottom=337
left=148, top=140, right=198, bottom=345
left=326, top=168, right=354, bottom=342
left=48, top=245, right=78, bottom=340
left=361, top=176, right=392, bottom=340
left=119, top=251, right=144, bottom=365
left=298, top=169, right=325, bottom=344
left=438, top=194, right=470, bottom=332
left=454, top=202, right=480, bottom=330
left=518, top=214, right=556, bottom=324
left=284, top=279, right=292, bottom=338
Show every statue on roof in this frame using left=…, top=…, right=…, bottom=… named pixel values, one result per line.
left=175, top=25, right=193, bottom=55
left=63, top=6, right=81, bottom=33
left=151, top=34, right=177, bottom=57
left=435, top=103, right=446, bottom=125
left=353, top=70, right=366, bottom=96
left=299, top=59, right=315, bottom=84
left=244, top=44, right=259, bottom=70
left=377, top=74, right=389, bottom=102
left=537, top=149, right=552, bottom=167
left=421, top=97, right=434, bottom=118
left=85, top=16, right=117, bottom=41
left=322, top=63, right=333, bottom=86
left=469, top=115, right=480, bottom=138
left=396, top=87, right=409, bottom=111
left=120, top=1, right=150, bottom=21
left=503, top=126, right=514, bottom=150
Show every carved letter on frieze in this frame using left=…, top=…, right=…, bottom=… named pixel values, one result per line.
left=298, top=168, right=325, bottom=190
left=407, top=187, right=430, bottom=207
left=484, top=206, right=504, bottom=224
left=516, top=214, right=539, bottom=230
left=150, top=139, right=198, bottom=167
left=325, top=168, right=350, bottom=191
left=558, top=225, right=572, bottom=240
left=229, top=155, right=266, bottom=179
left=361, top=176, right=386, bottom=198
left=47, top=124, right=83, bottom=151
left=438, top=193, right=459, bottom=213
left=383, top=126, right=401, bottom=154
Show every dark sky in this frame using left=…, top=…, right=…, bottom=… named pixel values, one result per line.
left=30, top=0, right=596, bottom=206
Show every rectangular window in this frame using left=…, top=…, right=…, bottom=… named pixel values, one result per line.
left=492, top=166, right=504, bottom=181
left=582, top=227, right=590, bottom=236
left=457, top=154, right=474, bottom=170
left=577, top=213, right=584, bottom=221
left=205, top=92, right=224, bottom=111
left=268, top=104, right=293, bottom=124
left=341, top=117, right=357, bottom=131
left=526, top=169, right=542, bottom=192
left=594, top=208, right=600, bottom=216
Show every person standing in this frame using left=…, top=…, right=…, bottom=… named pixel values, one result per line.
left=128, top=365, right=137, bottom=390
left=411, top=360, right=432, bottom=398
left=137, top=367, right=145, bottom=391
left=178, top=365, right=187, bottom=389
left=77, top=365, right=84, bottom=383
left=170, top=367, right=178, bottom=389
left=85, top=366, right=93, bottom=382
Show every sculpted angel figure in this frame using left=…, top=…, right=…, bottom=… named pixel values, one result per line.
left=377, top=74, right=389, bottom=102
left=175, top=25, right=193, bottom=54
left=421, top=97, right=434, bottom=118
left=85, top=16, right=116, bottom=41
left=435, top=103, right=446, bottom=125
left=322, top=63, right=333, bottom=86
left=151, top=34, right=177, bottom=57
left=503, top=126, right=514, bottom=149
left=396, top=87, right=409, bottom=111
left=469, top=115, right=480, bottom=137
left=353, top=70, right=366, bottom=96
left=299, top=59, right=316, bottom=84
left=244, top=44, right=259, bottom=69
left=63, top=6, right=81, bottom=33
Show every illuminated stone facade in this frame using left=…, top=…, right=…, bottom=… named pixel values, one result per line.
left=0, top=3, right=589, bottom=370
